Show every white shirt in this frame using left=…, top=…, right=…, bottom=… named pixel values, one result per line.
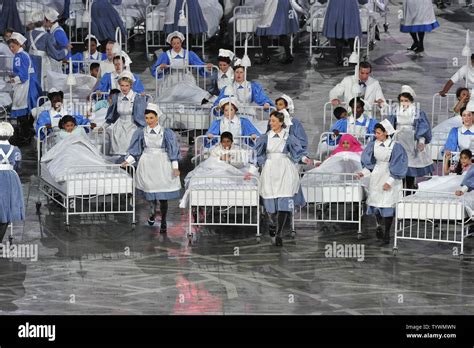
left=329, top=75, right=386, bottom=105
left=450, top=65, right=474, bottom=89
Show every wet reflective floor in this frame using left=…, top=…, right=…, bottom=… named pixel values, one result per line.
left=1, top=5, right=474, bottom=315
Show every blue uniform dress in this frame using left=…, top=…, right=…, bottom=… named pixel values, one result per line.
left=94, top=72, right=145, bottom=94
left=206, top=116, right=261, bottom=147
left=361, top=138, right=408, bottom=217
left=0, top=0, right=23, bottom=34
left=126, top=126, right=182, bottom=201
left=151, top=49, right=207, bottom=79
left=256, top=0, right=300, bottom=36
left=443, top=126, right=474, bottom=153
left=11, top=49, right=42, bottom=118
left=163, top=0, right=208, bottom=35
left=0, top=142, right=24, bottom=223
left=322, top=0, right=369, bottom=40
left=91, top=0, right=126, bottom=42
left=388, top=108, right=434, bottom=177
left=400, top=0, right=439, bottom=33
left=35, top=109, right=90, bottom=140
left=213, top=81, right=274, bottom=111
left=254, top=131, right=308, bottom=213
left=50, top=23, right=71, bottom=60
left=461, top=165, right=474, bottom=192
left=71, top=51, right=107, bottom=73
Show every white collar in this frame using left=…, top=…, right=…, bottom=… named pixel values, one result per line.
left=375, top=138, right=392, bottom=147
left=147, top=124, right=162, bottom=134
left=0, top=140, right=9, bottom=145
left=35, top=27, right=46, bottom=32
left=461, top=125, right=474, bottom=133
left=86, top=50, right=99, bottom=59
left=233, top=80, right=248, bottom=88
left=121, top=90, right=135, bottom=100
left=51, top=22, right=60, bottom=32
left=170, top=49, right=185, bottom=58
left=268, top=129, right=286, bottom=139
left=356, top=114, right=367, bottom=122
left=223, top=115, right=239, bottom=123
left=17, top=47, right=24, bottom=53
left=219, top=68, right=233, bottom=78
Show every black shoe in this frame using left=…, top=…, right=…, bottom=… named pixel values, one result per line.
left=281, top=55, right=294, bottom=64
left=414, top=46, right=424, bottom=54
left=148, top=215, right=155, bottom=226
left=160, top=221, right=167, bottom=234
left=275, top=236, right=283, bottom=247
left=375, top=226, right=383, bottom=240
left=201, top=98, right=209, bottom=105
left=407, top=43, right=418, bottom=51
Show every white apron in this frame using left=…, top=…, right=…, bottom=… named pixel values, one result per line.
left=347, top=116, right=368, bottom=138
left=217, top=68, right=234, bottom=92
left=260, top=131, right=300, bottom=199
left=457, top=128, right=474, bottom=151
left=367, top=140, right=402, bottom=209
left=110, top=94, right=137, bottom=155
left=12, top=52, right=33, bottom=113
left=219, top=116, right=242, bottom=143
left=393, top=106, right=432, bottom=170
left=0, top=146, right=14, bottom=171
left=29, top=30, right=48, bottom=90
left=136, top=129, right=181, bottom=193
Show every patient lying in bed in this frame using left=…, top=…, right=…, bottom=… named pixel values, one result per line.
left=179, top=132, right=257, bottom=208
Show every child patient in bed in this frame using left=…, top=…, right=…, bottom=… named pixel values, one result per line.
left=210, top=132, right=248, bottom=169
left=57, top=115, right=87, bottom=140
left=444, top=149, right=472, bottom=176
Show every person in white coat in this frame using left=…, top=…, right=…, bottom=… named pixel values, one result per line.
left=330, top=62, right=385, bottom=107
left=439, top=54, right=474, bottom=96
left=357, top=119, right=408, bottom=245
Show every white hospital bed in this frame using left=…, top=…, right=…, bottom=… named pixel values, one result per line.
left=36, top=130, right=135, bottom=227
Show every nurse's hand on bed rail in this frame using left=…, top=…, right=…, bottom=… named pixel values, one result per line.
left=244, top=173, right=252, bottom=181
left=356, top=172, right=364, bottom=179
left=455, top=190, right=464, bottom=196
left=417, top=143, right=425, bottom=152
left=250, top=134, right=257, bottom=140
left=206, top=63, right=213, bottom=71
left=445, top=150, right=452, bottom=158
left=263, top=103, right=270, bottom=110
left=207, top=133, right=214, bottom=139
left=173, top=169, right=180, bottom=177
left=383, top=183, right=391, bottom=191
left=159, top=63, right=169, bottom=70
left=303, top=158, right=313, bottom=165
left=120, top=161, right=129, bottom=168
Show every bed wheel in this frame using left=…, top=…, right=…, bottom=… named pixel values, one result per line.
left=392, top=248, right=398, bottom=257
left=459, top=254, right=464, bottom=261
left=383, top=24, right=389, bottom=32
left=357, top=233, right=362, bottom=240
left=8, top=235, right=13, bottom=244
left=291, top=231, right=296, bottom=239
left=187, top=232, right=194, bottom=245
left=35, top=202, right=42, bottom=214
left=256, top=236, right=261, bottom=243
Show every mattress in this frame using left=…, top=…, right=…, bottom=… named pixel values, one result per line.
left=188, top=184, right=259, bottom=206
left=41, top=165, right=133, bottom=197
left=396, top=195, right=467, bottom=221
left=160, top=107, right=211, bottom=130
left=302, top=184, right=364, bottom=203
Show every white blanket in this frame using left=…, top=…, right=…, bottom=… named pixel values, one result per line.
left=41, top=135, right=114, bottom=183
left=431, top=116, right=462, bottom=144
left=179, top=156, right=256, bottom=208
left=301, top=152, right=364, bottom=186
left=46, top=71, right=97, bottom=100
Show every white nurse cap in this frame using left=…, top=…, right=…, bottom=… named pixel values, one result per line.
left=166, top=31, right=185, bottom=45
left=379, top=119, right=395, bottom=136
left=400, top=85, right=416, bottom=99
left=146, top=103, right=163, bottom=117
left=44, top=8, right=59, bottom=22
left=0, top=122, right=14, bottom=137
left=10, top=32, right=27, bottom=45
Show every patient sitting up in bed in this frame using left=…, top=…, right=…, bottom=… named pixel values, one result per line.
left=57, top=115, right=87, bottom=140
left=210, top=132, right=247, bottom=169
left=444, top=149, right=472, bottom=176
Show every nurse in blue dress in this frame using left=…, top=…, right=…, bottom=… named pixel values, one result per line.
left=122, top=103, right=181, bottom=233
left=207, top=98, right=260, bottom=147
left=255, top=0, right=306, bottom=64
left=275, top=94, right=308, bottom=151
left=213, top=65, right=274, bottom=114
left=0, top=122, right=24, bottom=247
left=322, top=0, right=369, bottom=65
left=95, top=55, right=145, bottom=94
left=8, top=32, right=42, bottom=143
left=71, top=35, right=107, bottom=73
left=36, top=89, right=90, bottom=139
left=387, top=85, right=434, bottom=192
left=91, top=0, right=126, bottom=43
left=163, top=0, right=208, bottom=35
left=247, top=111, right=312, bottom=247
left=444, top=108, right=474, bottom=156
left=101, top=71, right=147, bottom=156
left=357, top=119, right=408, bottom=245
left=44, top=8, right=71, bottom=61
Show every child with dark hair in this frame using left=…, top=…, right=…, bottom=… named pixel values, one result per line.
left=58, top=115, right=87, bottom=139
left=210, top=131, right=248, bottom=169
left=444, top=149, right=472, bottom=176
left=453, top=87, right=470, bottom=116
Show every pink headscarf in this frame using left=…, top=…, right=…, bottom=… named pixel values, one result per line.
left=330, top=134, right=363, bottom=156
